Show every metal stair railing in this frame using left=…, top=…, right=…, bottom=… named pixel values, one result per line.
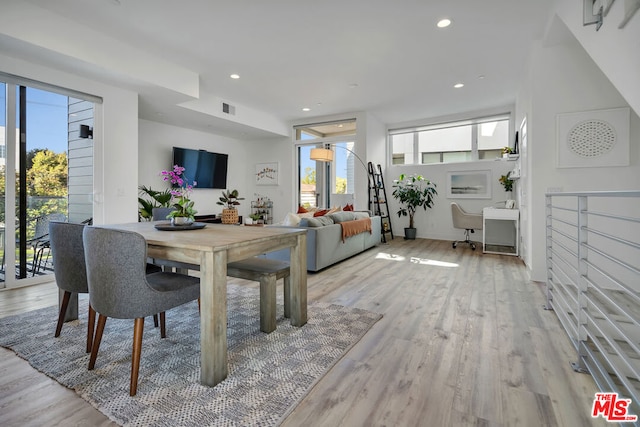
left=545, top=190, right=640, bottom=423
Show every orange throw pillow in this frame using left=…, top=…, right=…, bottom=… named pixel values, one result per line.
left=343, top=203, right=354, bottom=211
left=313, top=209, right=329, bottom=217
left=297, top=205, right=308, bottom=214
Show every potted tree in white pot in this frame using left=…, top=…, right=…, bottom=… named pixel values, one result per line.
left=392, top=173, right=437, bottom=240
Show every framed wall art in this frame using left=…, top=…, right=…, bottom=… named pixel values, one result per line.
left=255, top=162, right=279, bottom=185
left=556, top=107, right=630, bottom=168
left=446, top=170, right=492, bottom=199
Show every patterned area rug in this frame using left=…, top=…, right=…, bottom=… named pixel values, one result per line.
left=0, top=283, right=382, bottom=426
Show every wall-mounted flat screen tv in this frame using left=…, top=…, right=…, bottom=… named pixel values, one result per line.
left=172, top=147, right=228, bottom=189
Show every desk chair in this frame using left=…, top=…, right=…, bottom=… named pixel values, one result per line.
left=451, top=202, right=483, bottom=251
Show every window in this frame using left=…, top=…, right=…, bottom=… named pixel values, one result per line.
left=389, top=114, right=510, bottom=165
left=294, top=119, right=358, bottom=209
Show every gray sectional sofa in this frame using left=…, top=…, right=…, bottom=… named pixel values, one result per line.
left=265, top=211, right=381, bottom=272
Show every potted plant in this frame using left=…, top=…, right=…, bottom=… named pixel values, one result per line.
left=138, top=186, right=172, bottom=221
left=501, top=146, right=518, bottom=159
left=499, top=172, right=515, bottom=208
left=391, top=173, right=437, bottom=240
left=161, top=165, right=197, bottom=225
left=501, top=146, right=515, bottom=156
left=216, top=189, right=244, bottom=224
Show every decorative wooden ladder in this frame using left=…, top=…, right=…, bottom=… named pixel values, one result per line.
left=368, top=162, right=393, bottom=243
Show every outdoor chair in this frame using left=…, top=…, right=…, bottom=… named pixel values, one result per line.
left=28, top=213, right=67, bottom=276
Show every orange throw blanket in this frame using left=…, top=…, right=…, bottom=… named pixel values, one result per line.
left=340, top=217, right=372, bottom=242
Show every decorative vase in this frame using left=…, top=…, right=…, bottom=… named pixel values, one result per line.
left=505, top=191, right=515, bottom=209
left=221, top=208, right=238, bottom=224
left=171, top=216, right=194, bottom=226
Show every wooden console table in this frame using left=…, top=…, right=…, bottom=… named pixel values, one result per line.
left=195, top=214, right=242, bottom=224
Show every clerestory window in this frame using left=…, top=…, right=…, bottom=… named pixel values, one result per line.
left=389, top=114, right=510, bottom=165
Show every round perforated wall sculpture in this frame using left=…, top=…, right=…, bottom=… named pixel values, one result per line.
left=567, top=119, right=616, bottom=158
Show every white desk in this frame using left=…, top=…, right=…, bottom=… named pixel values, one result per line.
left=482, top=208, right=519, bottom=256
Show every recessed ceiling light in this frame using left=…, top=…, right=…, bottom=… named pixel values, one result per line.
left=437, top=18, right=451, bottom=28
left=348, top=83, right=359, bottom=89
left=230, top=74, right=240, bottom=79
left=454, top=83, right=464, bottom=88
left=478, top=75, right=485, bottom=79
left=302, top=107, right=311, bottom=112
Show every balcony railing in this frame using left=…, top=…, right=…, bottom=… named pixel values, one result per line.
left=545, top=190, right=640, bottom=422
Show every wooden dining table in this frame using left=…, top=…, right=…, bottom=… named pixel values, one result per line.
left=102, top=221, right=308, bottom=387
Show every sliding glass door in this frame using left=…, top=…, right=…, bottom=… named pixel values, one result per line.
left=0, top=79, right=94, bottom=288
left=297, top=144, right=327, bottom=210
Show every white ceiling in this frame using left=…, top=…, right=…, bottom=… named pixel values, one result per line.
left=12, top=0, right=555, bottom=139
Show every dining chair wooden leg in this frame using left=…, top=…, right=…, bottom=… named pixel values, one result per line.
left=55, top=291, right=72, bottom=337
left=159, top=312, right=166, bottom=338
left=130, top=317, right=144, bottom=396
left=86, top=304, right=96, bottom=353
left=153, top=314, right=159, bottom=328
left=89, top=314, right=107, bottom=370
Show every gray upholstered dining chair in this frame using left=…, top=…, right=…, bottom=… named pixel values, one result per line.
left=151, top=207, right=199, bottom=272
left=151, top=207, right=175, bottom=222
left=50, top=222, right=164, bottom=352
left=50, top=221, right=95, bottom=353
left=83, top=226, right=200, bottom=396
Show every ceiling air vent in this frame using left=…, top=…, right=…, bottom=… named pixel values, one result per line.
left=222, top=102, right=236, bottom=115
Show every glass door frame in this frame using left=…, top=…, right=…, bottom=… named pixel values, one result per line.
left=2, top=83, right=52, bottom=288
left=295, top=135, right=357, bottom=210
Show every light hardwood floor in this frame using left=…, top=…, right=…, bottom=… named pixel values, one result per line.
left=0, top=238, right=606, bottom=426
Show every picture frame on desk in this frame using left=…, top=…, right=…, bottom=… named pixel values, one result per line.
left=446, top=170, right=492, bottom=199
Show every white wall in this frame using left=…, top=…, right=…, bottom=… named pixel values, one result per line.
left=138, top=120, right=251, bottom=218
left=520, top=35, right=640, bottom=282
left=243, top=136, right=293, bottom=223
left=0, top=53, right=139, bottom=225
left=365, top=113, right=387, bottom=172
